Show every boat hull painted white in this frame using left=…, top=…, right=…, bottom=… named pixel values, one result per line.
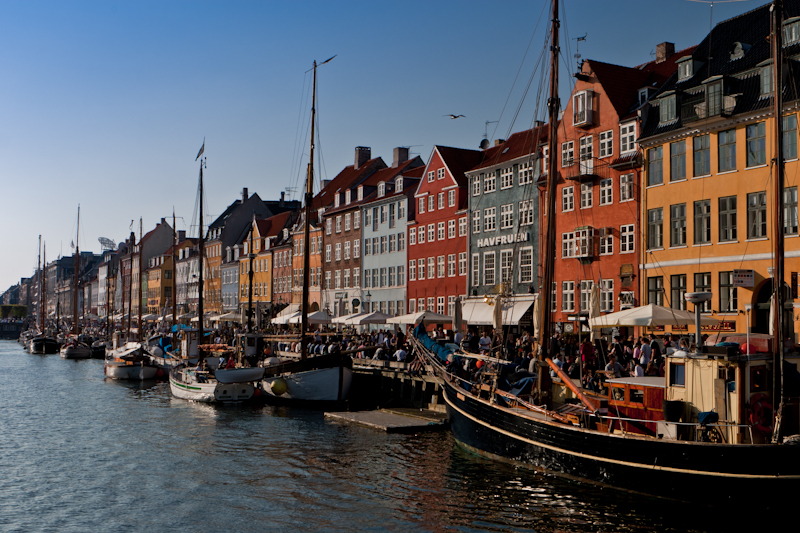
left=169, top=370, right=256, bottom=403
left=262, top=366, right=352, bottom=402
left=214, top=367, right=265, bottom=383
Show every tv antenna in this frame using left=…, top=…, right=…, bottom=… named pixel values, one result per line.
left=481, top=121, right=499, bottom=149
left=98, top=237, right=116, bottom=251
left=574, top=34, right=587, bottom=73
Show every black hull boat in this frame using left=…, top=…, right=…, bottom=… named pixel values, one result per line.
left=441, top=377, right=800, bottom=505
left=29, top=336, right=59, bottom=355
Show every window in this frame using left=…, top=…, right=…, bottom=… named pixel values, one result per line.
left=784, top=115, right=798, bottom=160
left=746, top=122, right=765, bottom=167
left=670, top=141, right=686, bottom=182
left=397, top=200, right=405, bottom=220
left=694, top=272, right=711, bottom=312
left=437, top=222, right=445, bottom=240
left=600, top=278, right=614, bottom=312
left=325, top=245, right=331, bottom=262
left=335, top=216, right=342, bottom=233
left=648, top=208, right=663, bottom=249
left=620, top=123, right=636, bottom=154
left=669, top=204, right=686, bottom=246
left=437, top=296, right=445, bottom=314
left=389, top=203, right=395, bottom=228
left=344, top=213, right=351, bottom=231
left=472, top=176, right=481, bottom=196
left=472, top=210, right=481, bottom=234
left=418, top=197, right=425, bottom=214
left=448, top=189, right=456, bottom=207
left=541, top=146, right=549, bottom=174
left=760, top=63, right=774, bottom=96
left=500, top=250, right=513, bottom=283
left=706, top=80, right=723, bottom=117
left=718, top=129, right=737, bottom=172
left=599, top=130, right=613, bottom=158
left=600, top=179, right=613, bottom=205
left=551, top=282, right=558, bottom=312
left=483, top=207, right=496, bottom=231
left=562, top=281, right=575, bottom=312
left=380, top=268, right=387, bottom=287
left=484, top=171, right=496, bottom=193
left=561, top=141, right=575, bottom=167
left=520, top=200, right=534, bottom=225
left=380, top=205, right=387, bottom=224
left=354, top=239, right=360, bottom=258
left=418, top=298, right=425, bottom=312
left=647, top=146, right=663, bottom=186
left=447, top=296, right=455, bottom=317
left=427, top=224, right=435, bottom=242
left=438, top=192, right=444, bottom=210
left=418, top=226, right=425, bottom=244
left=471, top=254, right=479, bottom=287
left=459, top=252, right=467, bottom=276
left=364, top=239, right=372, bottom=256
left=428, top=195, right=435, bottom=212
left=371, top=269, right=379, bottom=288
left=428, top=257, right=435, bottom=280
left=747, top=191, right=767, bottom=238
left=519, top=161, right=534, bottom=184
left=397, top=266, right=404, bottom=286
left=418, top=258, right=426, bottom=280
left=437, top=256, right=445, bottom=278
left=693, top=135, right=710, bottom=177
left=408, top=299, right=416, bottom=314
left=694, top=200, right=711, bottom=244
left=573, top=90, right=593, bottom=126
left=562, top=186, right=575, bottom=212
left=335, top=243, right=341, bottom=261
left=483, top=252, right=495, bottom=286
left=335, top=270, right=341, bottom=289
left=344, top=241, right=351, bottom=260
left=409, top=260, right=416, bottom=281
left=562, top=231, right=575, bottom=258
left=580, top=280, right=594, bottom=312
left=677, top=58, right=693, bottom=81
left=354, top=211, right=360, bottom=229
left=670, top=362, right=686, bottom=388
left=388, top=267, right=395, bottom=286
left=448, top=254, right=456, bottom=277
left=389, top=234, right=396, bottom=253
left=620, top=174, right=634, bottom=202
left=353, top=267, right=360, bottom=288
left=397, top=233, right=405, bottom=251
left=500, top=204, right=513, bottom=229
left=437, top=168, right=445, bottom=180
left=671, top=274, right=687, bottom=310
left=448, top=219, right=456, bottom=238
left=599, top=227, right=613, bottom=255
left=580, top=182, right=592, bottom=209
left=579, top=136, right=593, bottom=174
left=719, top=196, right=738, bottom=242
left=786, top=187, right=799, bottom=235
left=575, top=228, right=594, bottom=257
left=427, top=171, right=435, bottom=182
left=659, top=95, right=676, bottom=123
left=380, top=236, right=387, bottom=254
left=409, top=227, right=416, bottom=246
left=326, top=219, right=332, bottom=235
left=647, top=276, right=663, bottom=306
left=719, top=271, right=737, bottom=312
left=785, top=18, right=800, bottom=44
left=501, top=167, right=513, bottom=189
left=459, top=217, right=467, bottom=236
left=344, top=269, right=350, bottom=288
left=515, top=247, right=533, bottom=284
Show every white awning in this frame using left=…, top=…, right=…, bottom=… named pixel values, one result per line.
left=275, top=304, right=300, bottom=318
left=271, top=311, right=300, bottom=325
left=460, top=296, right=536, bottom=326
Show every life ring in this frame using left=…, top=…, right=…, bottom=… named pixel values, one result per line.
left=749, top=393, right=773, bottom=434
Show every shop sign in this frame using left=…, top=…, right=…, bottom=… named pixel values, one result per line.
left=702, top=321, right=736, bottom=332
left=477, top=232, right=530, bottom=248
left=732, top=269, right=754, bottom=288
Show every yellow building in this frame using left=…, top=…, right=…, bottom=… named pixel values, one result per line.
left=638, top=9, right=800, bottom=341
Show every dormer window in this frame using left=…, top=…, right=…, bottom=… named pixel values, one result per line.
left=378, top=182, right=386, bottom=197
left=573, top=90, right=593, bottom=127
left=659, top=94, right=677, bottom=124
left=345, top=189, right=351, bottom=205
left=638, top=88, right=650, bottom=106
left=334, top=194, right=340, bottom=208
left=784, top=17, right=800, bottom=46
left=729, top=42, right=751, bottom=61
left=357, top=186, right=363, bottom=201
left=759, top=60, right=774, bottom=96
left=395, top=177, right=403, bottom=191
left=677, top=56, right=693, bottom=81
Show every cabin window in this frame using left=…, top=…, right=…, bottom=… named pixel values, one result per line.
left=669, top=363, right=686, bottom=387
left=611, top=385, right=625, bottom=402
left=750, top=366, right=770, bottom=393
left=629, top=388, right=644, bottom=405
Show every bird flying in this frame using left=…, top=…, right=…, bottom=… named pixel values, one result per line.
left=444, top=114, right=465, bottom=119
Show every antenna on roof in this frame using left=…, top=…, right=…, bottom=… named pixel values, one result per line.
left=686, top=0, right=749, bottom=34
left=481, top=121, right=499, bottom=150
left=284, top=187, right=297, bottom=202
left=573, top=34, right=587, bottom=74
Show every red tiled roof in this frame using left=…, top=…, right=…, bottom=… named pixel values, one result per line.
left=402, top=166, right=425, bottom=179
left=470, top=125, right=549, bottom=172
left=310, top=157, right=386, bottom=211
left=360, top=157, right=423, bottom=187
left=435, top=145, right=484, bottom=188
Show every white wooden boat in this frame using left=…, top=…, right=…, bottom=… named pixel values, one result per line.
left=104, top=342, right=160, bottom=380
left=169, top=365, right=257, bottom=403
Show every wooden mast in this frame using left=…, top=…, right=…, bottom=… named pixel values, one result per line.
left=138, top=218, right=143, bottom=341
left=198, top=160, right=205, bottom=358
left=772, top=0, right=786, bottom=443
left=126, top=231, right=134, bottom=341
left=72, top=206, right=80, bottom=335
left=37, top=235, right=42, bottom=333
left=247, top=213, right=255, bottom=332
left=172, top=209, right=177, bottom=352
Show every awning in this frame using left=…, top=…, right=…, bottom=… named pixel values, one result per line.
left=332, top=312, right=365, bottom=324
left=271, top=311, right=300, bottom=325
left=460, top=295, right=536, bottom=326
left=275, top=304, right=300, bottom=318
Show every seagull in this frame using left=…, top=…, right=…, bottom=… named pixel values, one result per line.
left=444, top=114, right=465, bottom=119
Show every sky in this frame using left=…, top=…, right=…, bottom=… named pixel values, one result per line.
left=0, top=0, right=768, bottom=292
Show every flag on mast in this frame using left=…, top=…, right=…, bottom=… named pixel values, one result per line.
left=196, top=138, right=205, bottom=161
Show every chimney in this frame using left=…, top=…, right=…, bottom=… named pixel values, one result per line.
left=280, top=191, right=285, bottom=206
left=178, top=230, right=186, bottom=242
left=321, top=179, right=331, bottom=190
left=656, top=42, right=675, bottom=64
left=161, top=217, right=166, bottom=225
left=242, top=187, right=249, bottom=203
left=392, top=147, right=409, bottom=168
left=494, top=139, right=506, bottom=147
left=355, top=146, right=371, bottom=169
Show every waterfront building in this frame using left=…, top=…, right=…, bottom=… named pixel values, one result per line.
left=319, top=147, right=386, bottom=317
left=547, top=46, right=690, bottom=336
left=270, top=228, right=294, bottom=317
left=638, top=5, right=800, bottom=338
left=174, top=239, right=199, bottom=316
left=463, top=127, right=548, bottom=331
left=407, top=146, right=482, bottom=322
left=290, top=214, right=323, bottom=315
left=359, top=150, right=424, bottom=316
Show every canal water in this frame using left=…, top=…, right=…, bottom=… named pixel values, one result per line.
left=0, top=340, right=766, bottom=532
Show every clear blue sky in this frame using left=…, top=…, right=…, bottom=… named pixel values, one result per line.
left=0, top=0, right=767, bottom=292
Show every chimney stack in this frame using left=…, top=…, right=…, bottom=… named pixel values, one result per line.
left=494, top=139, right=506, bottom=147
left=242, top=187, right=249, bottom=203
left=656, top=42, right=675, bottom=64
left=178, top=230, right=186, bottom=242
left=355, top=146, right=371, bottom=169
left=392, top=147, right=409, bottom=168
left=161, top=217, right=166, bottom=225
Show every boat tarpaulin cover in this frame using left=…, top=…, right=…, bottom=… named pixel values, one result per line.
left=413, top=323, right=452, bottom=362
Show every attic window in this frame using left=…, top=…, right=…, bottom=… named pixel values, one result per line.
left=345, top=189, right=351, bottom=205
left=395, top=177, right=403, bottom=191
left=639, top=88, right=649, bottom=106
left=659, top=94, right=677, bottom=124
left=729, top=42, right=750, bottom=61
left=357, top=186, right=363, bottom=201
left=502, top=147, right=510, bottom=154
left=676, top=56, right=693, bottom=81
left=378, top=182, right=386, bottom=197
left=784, top=17, right=800, bottom=46
left=760, top=61, right=774, bottom=96
left=334, top=194, right=340, bottom=208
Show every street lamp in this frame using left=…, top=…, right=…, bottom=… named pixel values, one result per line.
left=685, top=292, right=712, bottom=351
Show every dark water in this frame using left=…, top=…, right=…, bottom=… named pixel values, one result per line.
left=0, top=340, right=760, bottom=532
